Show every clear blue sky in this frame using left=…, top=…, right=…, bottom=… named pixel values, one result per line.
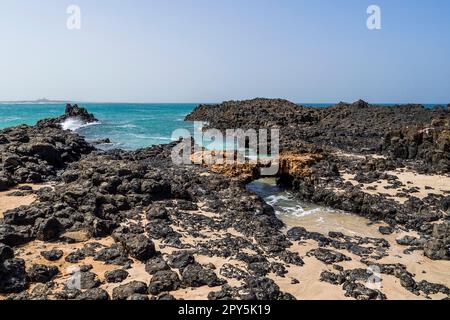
left=0, top=0, right=449, bottom=103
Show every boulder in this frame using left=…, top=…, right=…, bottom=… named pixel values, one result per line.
left=148, top=270, right=181, bottom=295
left=424, top=222, right=450, bottom=260
left=112, top=281, right=148, bottom=300
left=0, top=259, right=29, bottom=293
left=40, top=249, right=64, bottom=262
left=181, top=263, right=225, bottom=288
left=0, top=244, right=14, bottom=263
left=105, top=269, right=129, bottom=283
left=28, top=264, right=59, bottom=283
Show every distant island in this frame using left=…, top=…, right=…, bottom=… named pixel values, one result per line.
left=0, top=98, right=70, bottom=104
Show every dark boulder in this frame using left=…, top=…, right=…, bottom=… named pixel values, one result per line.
left=112, top=281, right=148, bottom=300
left=378, top=226, right=394, bottom=235
left=146, top=206, right=169, bottom=220
left=309, top=248, right=351, bottom=264
left=240, top=277, right=292, bottom=300
left=28, top=264, right=59, bottom=283
left=148, top=270, right=181, bottom=295
left=145, top=256, right=170, bottom=275
left=343, top=281, right=386, bottom=300
left=320, top=271, right=345, bottom=285
left=105, top=269, right=129, bottom=283
left=181, top=263, right=225, bottom=288
left=79, top=271, right=101, bottom=290
left=424, top=222, right=450, bottom=260
left=0, top=259, right=29, bottom=293
left=0, top=224, right=33, bottom=247
left=34, top=217, right=62, bottom=241
left=167, top=251, right=195, bottom=270
left=40, top=249, right=64, bottom=262
left=123, top=234, right=156, bottom=261
left=0, top=244, right=14, bottom=262
left=77, top=288, right=110, bottom=300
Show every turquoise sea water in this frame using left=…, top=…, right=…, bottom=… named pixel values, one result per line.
left=0, top=103, right=196, bottom=150
left=0, top=102, right=446, bottom=150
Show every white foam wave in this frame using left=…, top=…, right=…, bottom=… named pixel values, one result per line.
left=127, top=133, right=171, bottom=141
left=264, top=194, right=329, bottom=218
left=117, top=124, right=138, bottom=129
left=0, top=117, right=21, bottom=122
left=61, top=117, right=101, bottom=131
left=264, top=195, right=291, bottom=206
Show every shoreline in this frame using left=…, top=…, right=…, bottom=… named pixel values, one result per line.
left=1, top=101, right=449, bottom=300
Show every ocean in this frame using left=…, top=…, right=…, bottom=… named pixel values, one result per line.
left=0, top=102, right=445, bottom=150
left=0, top=103, right=196, bottom=150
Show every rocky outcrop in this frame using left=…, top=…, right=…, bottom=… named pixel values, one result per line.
left=0, top=119, right=95, bottom=190
left=187, top=98, right=450, bottom=172
left=382, top=117, right=450, bottom=173
left=424, top=222, right=450, bottom=260
left=36, top=104, right=98, bottom=128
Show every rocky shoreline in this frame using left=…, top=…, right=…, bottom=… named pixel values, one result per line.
left=0, top=101, right=449, bottom=300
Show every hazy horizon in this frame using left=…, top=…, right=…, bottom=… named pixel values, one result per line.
left=1, top=0, right=449, bottom=103
left=2, top=98, right=449, bottom=106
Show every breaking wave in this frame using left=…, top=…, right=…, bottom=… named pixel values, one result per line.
left=61, top=117, right=101, bottom=131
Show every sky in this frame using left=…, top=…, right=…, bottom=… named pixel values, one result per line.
left=0, top=0, right=449, bottom=103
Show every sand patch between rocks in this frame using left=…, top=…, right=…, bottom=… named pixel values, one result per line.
left=342, top=169, right=450, bottom=204
left=0, top=184, right=50, bottom=218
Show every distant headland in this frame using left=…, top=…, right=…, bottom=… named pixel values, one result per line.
left=0, top=98, right=71, bottom=104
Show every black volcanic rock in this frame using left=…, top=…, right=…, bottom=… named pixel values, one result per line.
left=40, top=250, right=64, bottom=262
left=64, top=104, right=97, bottom=122
left=186, top=98, right=450, bottom=172
left=28, top=264, right=59, bottom=283
left=0, top=259, right=29, bottom=293
left=0, top=120, right=95, bottom=190
left=104, top=269, right=129, bottom=283
left=0, top=244, right=14, bottom=263
left=424, top=222, right=450, bottom=260
left=36, top=104, right=98, bottom=128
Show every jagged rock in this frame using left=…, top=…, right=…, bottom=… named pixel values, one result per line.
left=167, top=251, right=195, bottom=270
left=28, top=264, right=59, bottom=283
left=424, top=222, right=450, bottom=260
left=148, top=270, right=181, bottom=295
left=127, top=294, right=149, bottom=300
left=105, top=269, right=129, bottom=283
left=181, top=263, right=225, bottom=288
left=79, top=272, right=101, bottom=290
left=0, top=259, right=29, bottom=293
left=113, top=232, right=156, bottom=262
left=379, top=226, right=394, bottom=235
left=0, top=244, right=14, bottom=262
left=112, top=281, right=148, bottom=300
left=35, top=217, right=62, bottom=241
left=0, top=225, right=32, bottom=247
left=77, top=288, right=110, bottom=300
left=145, top=256, right=170, bottom=275
left=40, top=249, right=63, bottom=262
left=320, top=271, right=345, bottom=285
left=308, top=248, right=351, bottom=264
left=396, top=236, right=418, bottom=246
left=240, top=277, right=295, bottom=300
left=146, top=206, right=169, bottom=220
left=343, top=282, right=386, bottom=300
